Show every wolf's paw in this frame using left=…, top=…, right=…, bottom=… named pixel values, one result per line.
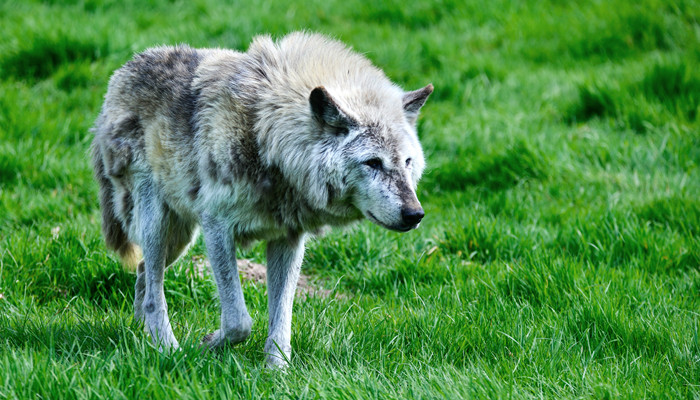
left=201, top=329, right=247, bottom=348
left=155, top=340, right=181, bottom=354
left=264, top=340, right=291, bottom=369
left=201, top=330, right=224, bottom=348
left=265, top=353, right=290, bottom=369
left=201, top=324, right=251, bottom=348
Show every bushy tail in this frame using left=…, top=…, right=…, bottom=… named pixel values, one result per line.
left=91, top=141, right=142, bottom=270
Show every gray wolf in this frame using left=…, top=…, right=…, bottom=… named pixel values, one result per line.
left=90, top=32, right=432, bottom=367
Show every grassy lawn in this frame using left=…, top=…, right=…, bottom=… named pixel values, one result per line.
left=1, top=0, right=699, bottom=398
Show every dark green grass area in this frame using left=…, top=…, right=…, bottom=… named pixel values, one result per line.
left=1, top=0, right=699, bottom=398
left=0, top=35, right=107, bottom=82
left=565, top=57, right=700, bottom=131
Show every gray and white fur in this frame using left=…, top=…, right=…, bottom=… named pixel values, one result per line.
left=91, top=32, right=432, bottom=367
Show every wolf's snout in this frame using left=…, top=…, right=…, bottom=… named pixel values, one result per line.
left=401, top=207, right=424, bottom=226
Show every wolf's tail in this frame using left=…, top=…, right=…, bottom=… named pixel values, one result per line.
left=90, top=141, right=142, bottom=270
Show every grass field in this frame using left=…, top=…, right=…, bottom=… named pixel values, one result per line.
left=1, top=0, right=699, bottom=398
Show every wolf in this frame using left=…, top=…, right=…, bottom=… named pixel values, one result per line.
left=90, top=32, right=432, bottom=367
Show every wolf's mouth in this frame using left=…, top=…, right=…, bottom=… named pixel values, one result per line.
left=366, top=211, right=415, bottom=232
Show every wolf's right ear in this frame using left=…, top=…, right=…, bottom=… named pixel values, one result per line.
left=403, top=84, right=434, bottom=125
left=310, top=86, right=354, bottom=135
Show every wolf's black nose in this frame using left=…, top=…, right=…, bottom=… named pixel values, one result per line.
left=401, top=207, right=425, bottom=226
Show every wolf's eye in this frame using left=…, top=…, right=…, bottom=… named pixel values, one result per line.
left=405, top=158, right=412, bottom=168
left=363, top=158, right=383, bottom=170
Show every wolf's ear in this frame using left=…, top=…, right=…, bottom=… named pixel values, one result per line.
left=403, top=84, right=434, bottom=125
left=310, top=86, right=354, bottom=135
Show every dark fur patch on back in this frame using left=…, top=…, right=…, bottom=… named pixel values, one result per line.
left=168, top=51, right=201, bottom=136
left=128, top=46, right=202, bottom=137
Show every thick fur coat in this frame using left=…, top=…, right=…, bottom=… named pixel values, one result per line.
left=91, top=32, right=432, bottom=366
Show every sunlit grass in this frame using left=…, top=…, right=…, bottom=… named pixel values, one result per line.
left=1, top=0, right=698, bottom=398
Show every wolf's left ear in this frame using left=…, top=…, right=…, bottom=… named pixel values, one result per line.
left=310, top=86, right=355, bottom=135
left=403, top=84, right=434, bottom=125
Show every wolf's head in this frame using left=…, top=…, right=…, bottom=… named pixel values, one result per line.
left=309, top=84, right=433, bottom=232
left=250, top=33, right=432, bottom=232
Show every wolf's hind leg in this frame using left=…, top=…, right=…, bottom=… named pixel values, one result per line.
left=136, top=181, right=179, bottom=351
left=134, top=214, right=196, bottom=326
left=200, top=213, right=252, bottom=348
left=264, top=233, right=305, bottom=368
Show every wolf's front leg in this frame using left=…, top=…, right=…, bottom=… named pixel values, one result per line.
left=137, top=182, right=179, bottom=351
left=265, top=233, right=306, bottom=367
left=200, top=213, right=253, bottom=347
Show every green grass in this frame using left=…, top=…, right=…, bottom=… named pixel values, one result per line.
left=1, top=0, right=699, bottom=398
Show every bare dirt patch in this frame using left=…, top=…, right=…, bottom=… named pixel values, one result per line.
left=190, top=256, right=338, bottom=299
